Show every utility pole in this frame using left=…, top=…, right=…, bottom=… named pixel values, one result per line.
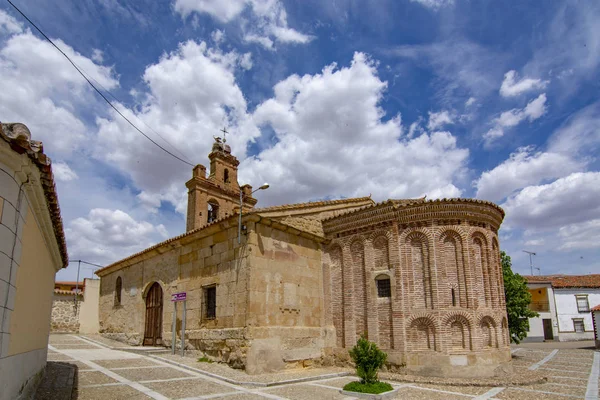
left=522, top=250, right=536, bottom=275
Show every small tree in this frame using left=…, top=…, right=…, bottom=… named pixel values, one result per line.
left=348, top=335, right=387, bottom=384
left=502, top=251, right=538, bottom=344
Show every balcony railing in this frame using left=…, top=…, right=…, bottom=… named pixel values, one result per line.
left=529, top=301, right=550, bottom=312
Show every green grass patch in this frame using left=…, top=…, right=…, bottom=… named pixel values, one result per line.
left=343, top=381, right=394, bottom=394
left=197, top=356, right=213, bottom=363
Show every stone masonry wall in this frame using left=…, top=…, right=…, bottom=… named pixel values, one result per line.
left=51, top=293, right=80, bottom=333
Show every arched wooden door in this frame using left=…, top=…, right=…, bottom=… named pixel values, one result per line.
left=144, top=282, right=163, bottom=346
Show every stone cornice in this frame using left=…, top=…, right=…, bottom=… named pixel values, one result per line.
left=323, top=198, right=504, bottom=236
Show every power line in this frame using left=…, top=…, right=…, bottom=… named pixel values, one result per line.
left=6, top=0, right=195, bottom=167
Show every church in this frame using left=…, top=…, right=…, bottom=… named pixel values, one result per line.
left=95, top=136, right=511, bottom=377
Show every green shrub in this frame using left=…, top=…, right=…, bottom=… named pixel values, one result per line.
left=348, top=335, right=387, bottom=384
left=343, top=381, right=394, bottom=394
left=197, top=356, right=213, bottom=363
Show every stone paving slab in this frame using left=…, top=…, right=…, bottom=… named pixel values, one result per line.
left=390, top=387, right=469, bottom=399
left=495, top=387, right=580, bottom=399
left=76, top=384, right=153, bottom=400
left=34, top=362, right=76, bottom=400
left=265, top=383, right=348, bottom=400
left=95, top=357, right=162, bottom=369
left=59, top=348, right=142, bottom=361
left=144, top=378, right=236, bottom=398
left=51, top=343, right=103, bottom=350
left=416, top=383, right=493, bottom=396
left=117, top=366, right=196, bottom=381
left=78, top=370, right=120, bottom=386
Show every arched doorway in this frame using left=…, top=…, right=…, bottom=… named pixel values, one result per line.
left=144, top=282, right=163, bottom=346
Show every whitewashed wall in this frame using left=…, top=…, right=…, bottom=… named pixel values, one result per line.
left=525, top=284, right=558, bottom=342
left=555, top=288, right=600, bottom=341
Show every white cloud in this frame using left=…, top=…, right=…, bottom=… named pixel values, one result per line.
left=239, top=52, right=253, bottom=70
left=465, top=97, right=476, bottom=107
left=91, top=48, right=104, bottom=63
left=0, top=29, right=118, bottom=154
left=0, top=9, right=22, bottom=34
left=547, top=100, right=600, bottom=157
left=499, top=70, right=548, bottom=97
left=410, top=0, right=455, bottom=10
left=243, top=53, right=469, bottom=205
left=427, top=110, right=453, bottom=130
left=94, top=40, right=260, bottom=214
left=211, top=29, right=225, bottom=44
left=53, top=162, right=79, bottom=182
left=502, top=172, right=600, bottom=230
left=66, top=209, right=169, bottom=265
left=524, top=239, right=544, bottom=247
left=475, top=146, right=584, bottom=202
left=484, top=93, right=547, bottom=145
left=558, top=219, right=600, bottom=250
left=174, top=0, right=313, bottom=49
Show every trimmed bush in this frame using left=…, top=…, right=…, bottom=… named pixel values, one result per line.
left=197, top=356, right=213, bottom=363
left=343, top=381, right=394, bottom=394
left=349, top=335, right=387, bottom=384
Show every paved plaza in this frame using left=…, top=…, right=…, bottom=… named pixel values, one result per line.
left=36, top=334, right=599, bottom=400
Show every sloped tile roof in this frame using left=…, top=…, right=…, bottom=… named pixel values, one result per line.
left=252, top=196, right=374, bottom=213
left=524, top=274, right=600, bottom=288
left=591, top=304, right=600, bottom=312
left=0, top=123, right=68, bottom=267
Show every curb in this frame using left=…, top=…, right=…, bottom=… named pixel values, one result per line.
left=339, top=387, right=400, bottom=399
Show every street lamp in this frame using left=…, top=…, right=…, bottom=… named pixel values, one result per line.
left=238, top=183, right=269, bottom=244
left=522, top=250, right=536, bottom=275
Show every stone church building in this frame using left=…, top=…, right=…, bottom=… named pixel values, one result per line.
left=96, top=137, right=510, bottom=377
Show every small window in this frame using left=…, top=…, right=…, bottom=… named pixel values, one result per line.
left=207, top=201, right=219, bottom=223
left=204, top=286, right=216, bottom=319
left=115, top=276, right=122, bottom=306
left=575, top=295, right=589, bottom=313
left=573, top=319, right=585, bottom=333
left=451, top=288, right=456, bottom=306
left=224, top=169, right=230, bottom=183
left=376, top=278, right=391, bottom=298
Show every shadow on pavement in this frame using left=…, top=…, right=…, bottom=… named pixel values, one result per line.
left=34, top=361, right=78, bottom=400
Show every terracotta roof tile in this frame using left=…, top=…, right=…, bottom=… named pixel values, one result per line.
left=524, top=274, right=600, bottom=288
left=591, top=304, right=600, bottom=312
left=252, top=196, right=374, bottom=213
left=55, top=281, right=84, bottom=287
left=1, top=123, right=68, bottom=267
left=54, top=288, right=82, bottom=295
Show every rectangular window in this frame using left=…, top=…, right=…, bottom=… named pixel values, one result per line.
left=376, top=278, right=391, bottom=298
left=204, top=286, right=216, bottom=320
left=573, top=319, right=585, bottom=333
left=575, top=295, right=589, bottom=312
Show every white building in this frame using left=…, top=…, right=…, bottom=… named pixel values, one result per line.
left=524, top=275, right=600, bottom=342
left=593, top=304, right=600, bottom=349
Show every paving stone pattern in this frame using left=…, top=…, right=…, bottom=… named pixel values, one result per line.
left=36, top=335, right=600, bottom=400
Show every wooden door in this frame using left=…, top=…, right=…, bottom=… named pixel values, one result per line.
left=144, top=282, right=163, bottom=346
left=543, top=319, right=554, bottom=341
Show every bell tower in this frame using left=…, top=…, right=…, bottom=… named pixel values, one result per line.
left=185, top=136, right=258, bottom=231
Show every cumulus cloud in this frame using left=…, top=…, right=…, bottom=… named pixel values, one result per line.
left=465, top=97, right=476, bottom=107
left=53, top=162, right=79, bottom=182
left=483, top=93, right=547, bottom=145
left=502, top=172, right=600, bottom=230
left=474, top=146, right=584, bottom=202
left=427, top=110, right=453, bottom=130
left=499, top=70, right=548, bottom=97
left=0, top=9, right=22, bottom=34
left=174, top=0, right=313, bottom=49
left=91, top=48, right=104, bottom=63
left=243, top=52, right=469, bottom=205
left=66, top=208, right=169, bottom=265
left=547, top=100, right=600, bottom=157
left=558, top=219, right=600, bottom=250
left=0, top=28, right=118, bottom=154
left=211, top=29, right=225, bottom=44
left=94, top=40, right=260, bottom=214
left=239, top=52, right=253, bottom=70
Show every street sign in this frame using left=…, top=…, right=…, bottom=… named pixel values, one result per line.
left=171, top=292, right=187, bottom=302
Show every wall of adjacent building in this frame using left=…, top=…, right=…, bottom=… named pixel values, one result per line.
left=50, top=293, right=81, bottom=332
left=555, top=288, right=600, bottom=341
left=79, top=279, right=100, bottom=334
left=524, top=285, right=558, bottom=342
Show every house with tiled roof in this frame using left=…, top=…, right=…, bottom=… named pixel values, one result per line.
left=0, top=122, right=68, bottom=399
left=96, top=135, right=511, bottom=378
left=523, top=274, right=600, bottom=342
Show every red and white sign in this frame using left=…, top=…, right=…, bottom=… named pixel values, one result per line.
left=171, top=292, right=187, bottom=302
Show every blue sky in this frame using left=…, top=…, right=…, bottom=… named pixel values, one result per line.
left=1, top=0, right=599, bottom=280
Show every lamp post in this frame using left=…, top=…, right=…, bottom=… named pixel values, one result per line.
left=522, top=250, right=536, bottom=275
left=239, top=183, right=269, bottom=244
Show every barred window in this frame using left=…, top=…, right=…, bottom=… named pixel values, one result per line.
left=204, top=286, right=216, bottom=320
left=575, top=295, right=589, bottom=313
left=376, top=277, right=391, bottom=298
left=573, top=319, right=585, bottom=333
